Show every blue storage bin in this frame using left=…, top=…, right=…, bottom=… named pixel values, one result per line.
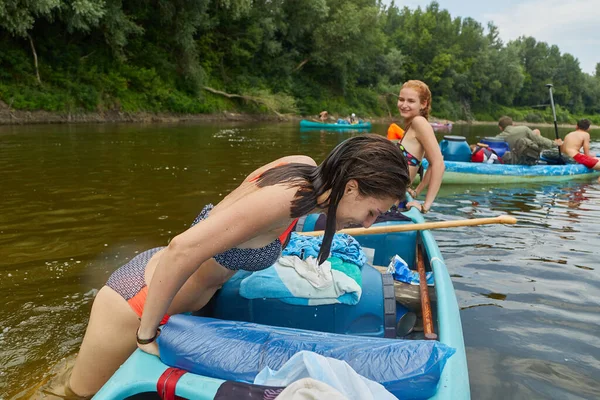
left=480, top=137, right=509, bottom=157
left=205, top=263, right=393, bottom=337
left=439, top=135, right=471, bottom=162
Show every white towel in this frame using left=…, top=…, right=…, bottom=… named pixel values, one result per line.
left=278, top=256, right=333, bottom=289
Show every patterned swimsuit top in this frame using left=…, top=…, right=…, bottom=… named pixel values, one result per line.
left=398, top=139, right=422, bottom=167
left=191, top=162, right=299, bottom=272
left=192, top=204, right=297, bottom=272
left=398, top=144, right=422, bottom=167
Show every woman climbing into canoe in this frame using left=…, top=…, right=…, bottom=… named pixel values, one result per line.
left=67, top=134, right=411, bottom=397
left=396, top=80, right=445, bottom=214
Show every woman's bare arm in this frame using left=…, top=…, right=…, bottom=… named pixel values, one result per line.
left=413, top=117, right=444, bottom=211
left=137, top=184, right=298, bottom=340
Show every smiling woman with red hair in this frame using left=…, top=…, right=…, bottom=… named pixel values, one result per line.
left=396, top=80, right=445, bottom=214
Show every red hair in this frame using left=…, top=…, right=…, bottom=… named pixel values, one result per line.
left=401, top=80, right=432, bottom=120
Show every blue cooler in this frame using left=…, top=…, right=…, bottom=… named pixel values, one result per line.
left=439, top=135, right=471, bottom=162
left=203, top=264, right=396, bottom=338
left=480, top=137, right=509, bottom=157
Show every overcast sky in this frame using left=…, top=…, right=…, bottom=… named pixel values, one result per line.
left=384, top=0, right=599, bottom=75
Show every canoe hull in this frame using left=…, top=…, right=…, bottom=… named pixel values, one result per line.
left=424, top=160, right=600, bottom=184
left=95, top=209, right=469, bottom=400
left=408, top=209, right=469, bottom=400
left=299, top=119, right=371, bottom=130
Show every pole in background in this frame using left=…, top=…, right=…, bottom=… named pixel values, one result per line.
left=546, top=83, right=563, bottom=162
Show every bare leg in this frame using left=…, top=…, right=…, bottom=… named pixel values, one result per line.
left=69, top=259, right=235, bottom=396
left=69, top=286, right=139, bottom=397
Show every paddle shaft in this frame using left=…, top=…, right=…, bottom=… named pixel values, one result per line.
left=546, top=83, right=563, bottom=160
left=417, top=242, right=437, bottom=340
left=299, top=215, right=517, bottom=237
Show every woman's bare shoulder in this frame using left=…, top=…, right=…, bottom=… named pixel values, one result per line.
left=412, top=117, right=435, bottom=136
left=244, top=155, right=316, bottom=183
left=411, top=116, right=431, bottom=129
left=277, top=155, right=317, bottom=166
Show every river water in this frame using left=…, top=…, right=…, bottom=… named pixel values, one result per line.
left=1, top=122, right=599, bottom=399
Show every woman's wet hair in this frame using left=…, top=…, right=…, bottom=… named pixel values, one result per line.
left=402, top=80, right=432, bottom=120
left=256, top=134, right=410, bottom=264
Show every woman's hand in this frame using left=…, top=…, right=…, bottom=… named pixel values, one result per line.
left=406, top=201, right=429, bottom=214
left=406, top=200, right=423, bottom=212
left=137, top=339, right=160, bottom=357
left=136, top=327, right=161, bottom=357
left=407, top=188, right=417, bottom=198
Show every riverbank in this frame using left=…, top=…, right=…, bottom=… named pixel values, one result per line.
left=0, top=102, right=591, bottom=128
left=0, top=101, right=293, bottom=125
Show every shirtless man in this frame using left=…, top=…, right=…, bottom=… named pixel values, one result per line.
left=561, top=119, right=600, bottom=181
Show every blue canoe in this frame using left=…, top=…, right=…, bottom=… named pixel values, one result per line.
left=299, top=119, right=372, bottom=130
left=423, top=159, right=600, bottom=184
left=95, top=208, right=469, bottom=399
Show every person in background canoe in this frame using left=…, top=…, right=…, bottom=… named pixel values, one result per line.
left=349, top=113, right=358, bottom=124
left=470, top=143, right=502, bottom=164
left=387, top=123, right=405, bottom=142
left=561, top=119, right=600, bottom=180
left=496, top=116, right=562, bottom=164
left=497, top=115, right=544, bottom=140
left=66, top=134, right=411, bottom=398
left=319, top=110, right=329, bottom=122
left=396, top=80, right=445, bottom=214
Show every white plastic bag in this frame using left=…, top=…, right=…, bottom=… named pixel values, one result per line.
left=254, top=351, right=395, bottom=400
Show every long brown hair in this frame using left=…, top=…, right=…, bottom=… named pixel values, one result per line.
left=256, top=134, right=410, bottom=264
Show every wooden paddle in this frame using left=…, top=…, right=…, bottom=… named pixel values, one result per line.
left=299, top=215, right=517, bottom=237
left=416, top=242, right=437, bottom=340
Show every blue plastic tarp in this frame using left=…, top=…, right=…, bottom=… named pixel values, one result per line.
left=158, top=315, right=455, bottom=400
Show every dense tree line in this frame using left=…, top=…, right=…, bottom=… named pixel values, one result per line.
left=1, top=0, right=599, bottom=122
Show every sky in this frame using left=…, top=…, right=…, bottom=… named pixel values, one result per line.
left=384, top=0, right=600, bottom=75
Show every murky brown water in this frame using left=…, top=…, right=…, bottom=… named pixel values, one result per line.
left=1, top=122, right=599, bottom=399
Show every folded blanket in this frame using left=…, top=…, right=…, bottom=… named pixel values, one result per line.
left=239, top=256, right=362, bottom=306
left=283, top=232, right=366, bottom=267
